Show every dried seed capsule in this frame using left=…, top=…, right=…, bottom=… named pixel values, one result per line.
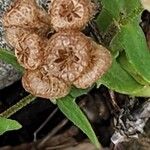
left=73, top=41, right=112, bottom=89
left=44, top=30, right=91, bottom=83
left=49, top=0, right=95, bottom=31
left=3, top=0, right=51, bottom=33
left=22, top=69, right=71, bottom=99
left=4, top=26, right=27, bottom=49
left=10, top=28, right=46, bottom=70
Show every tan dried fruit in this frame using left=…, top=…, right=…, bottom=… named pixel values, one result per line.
left=2, top=0, right=112, bottom=100
left=4, top=26, right=27, bottom=49
left=44, top=30, right=91, bottom=83
left=14, top=31, right=47, bottom=70
left=22, top=68, right=71, bottom=99
left=3, top=0, right=51, bottom=33
left=49, top=0, right=95, bottom=31
left=73, top=41, right=112, bottom=89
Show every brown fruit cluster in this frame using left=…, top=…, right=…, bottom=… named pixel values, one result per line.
left=3, top=0, right=112, bottom=100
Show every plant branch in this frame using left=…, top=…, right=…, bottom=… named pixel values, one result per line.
left=0, top=94, right=36, bottom=118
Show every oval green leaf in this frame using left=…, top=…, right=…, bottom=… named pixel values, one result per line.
left=57, top=95, right=100, bottom=149
left=0, top=48, right=24, bottom=73
left=0, top=117, right=22, bottom=135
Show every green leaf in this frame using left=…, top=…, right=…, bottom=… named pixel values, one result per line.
left=98, top=60, right=150, bottom=97
left=100, top=0, right=123, bottom=20
left=97, top=60, right=144, bottom=95
left=118, top=0, right=142, bottom=24
left=118, top=52, right=149, bottom=85
left=116, top=23, right=150, bottom=83
left=110, top=30, right=124, bottom=53
left=0, top=48, right=24, bottom=73
left=57, top=95, right=100, bottom=149
left=96, top=0, right=150, bottom=96
left=96, top=9, right=114, bottom=32
left=96, top=0, right=122, bottom=33
left=96, top=0, right=142, bottom=32
left=133, top=86, right=150, bottom=97
left=0, top=117, right=22, bottom=135
left=69, top=86, right=93, bottom=98
left=121, top=0, right=141, bottom=15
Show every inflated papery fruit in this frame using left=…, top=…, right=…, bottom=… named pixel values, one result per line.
left=49, top=0, right=95, bottom=31
left=21, top=29, right=112, bottom=99
left=14, top=31, right=47, bottom=70
left=3, top=0, right=51, bottom=33
left=5, top=26, right=47, bottom=70
left=4, top=26, right=26, bottom=49
left=73, top=41, right=112, bottom=89
left=44, top=30, right=91, bottom=83
left=22, top=68, right=71, bottom=99
left=2, top=0, right=112, bottom=99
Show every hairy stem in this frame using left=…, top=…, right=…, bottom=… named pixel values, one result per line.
left=0, top=94, right=36, bottom=118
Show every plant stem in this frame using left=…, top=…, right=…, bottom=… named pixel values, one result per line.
left=0, top=94, right=36, bottom=118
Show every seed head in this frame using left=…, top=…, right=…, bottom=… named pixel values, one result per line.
left=4, top=26, right=48, bottom=71
left=73, top=41, right=112, bottom=89
left=22, top=68, right=71, bottom=99
left=44, top=30, right=91, bottom=83
left=49, top=0, right=95, bottom=31
left=3, top=0, right=51, bottom=32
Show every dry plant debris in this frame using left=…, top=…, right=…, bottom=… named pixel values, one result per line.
left=2, top=0, right=112, bottom=99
